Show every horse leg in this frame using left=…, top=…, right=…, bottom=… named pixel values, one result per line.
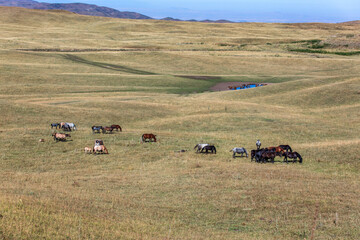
left=233, top=152, right=235, bottom=159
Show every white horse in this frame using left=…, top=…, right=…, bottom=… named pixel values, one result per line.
left=256, top=140, right=261, bottom=150
left=230, top=147, right=248, bottom=158
left=194, top=143, right=209, bottom=152
left=66, top=122, right=77, bottom=131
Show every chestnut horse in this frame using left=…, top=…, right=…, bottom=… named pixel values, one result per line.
left=142, top=134, right=156, bottom=142
left=111, top=125, right=122, bottom=132
left=267, top=147, right=285, bottom=157
left=102, top=127, right=114, bottom=134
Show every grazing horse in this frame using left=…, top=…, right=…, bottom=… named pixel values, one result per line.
left=256, top=150, right=276, bottom=163
left=93, top=145, right=109, bottom=154
left=102, top=126, right=114, bottom=134
left=267, top=147, right=285, bottom=157
left=66, top=123, right=77, bottom=131
left=278, top=145, right=292, bottom=152
left=194, top=143, right=209, bottom=153
left=230, top=147, right=248, bottom=158
left=201, top=145, right=216, bottom=154
left=51, top=123, right=60, bottom=129
left=52, top=132, right=70, bottom=142
left=61, top=122, right=76, bottom=131
left=84, top=147, right=92, bottom=154
left=62, top=124, right=71, bottom=132
left=111, top=125, right=122, bottom=132
left=92, top=126, right=102, bottom=133
left=283, top=152, right=303, bottom=163
left=142, top=133, right=157, bottom=142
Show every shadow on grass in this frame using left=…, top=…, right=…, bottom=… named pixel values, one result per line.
left=63, top=54, right=157, bottom=75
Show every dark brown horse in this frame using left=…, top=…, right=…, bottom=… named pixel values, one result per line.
left=278, top=145, right=292, bottom=152
left=259, top=151, right=277, bottom=163
left=283, top=152, right=303, bottom=163
left=102, top=127, right=114, bottom=134
left=201, top=145, right=216, bottom=154
left=111, top=125, right=122, bottom=132
left=142, top=133, right=156, bottom=142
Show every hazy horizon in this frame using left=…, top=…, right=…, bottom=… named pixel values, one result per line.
left=38, top=0, right=360, bottom=23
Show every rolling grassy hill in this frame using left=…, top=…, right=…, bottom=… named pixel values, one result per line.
left=0, top=7, right=359, bottom=239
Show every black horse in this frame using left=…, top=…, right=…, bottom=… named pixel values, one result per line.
left=278, top=145, right=293, bottom=152
left=92, top=126, right=102, bottom=133
left=51, top=123, right=60, bottom=129
left=201, top=145, right=217, bottom=154
left=283, top=152, right=303, bottom=163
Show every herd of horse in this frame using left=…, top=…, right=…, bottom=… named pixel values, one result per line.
left=194, top=143, right=302, bottom=163
left=50, top=123, right=302, bottom=162
left=91, top=125, right=122, bottom=134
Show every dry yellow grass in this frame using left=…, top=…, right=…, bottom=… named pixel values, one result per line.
left=0, top=7, right=359, bottom=239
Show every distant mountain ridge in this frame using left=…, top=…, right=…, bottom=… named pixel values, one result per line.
left=0, top=0, right=152, bottom=19
left=0, top=0, right=239, bottom=23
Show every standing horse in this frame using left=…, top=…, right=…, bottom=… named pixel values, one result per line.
left=230, top=147, right=248, bottom=158
left=66, top=123, right=77, bottom=131
left=111, top=125, right=122, bottom=132
left=52, top=132, right=70, bottom=142
left=278, top=145, right=292, bottom=152
left=51, top=123, right=60, bottom=129
left=256, top=140, right=261, bottom=150
left=102, top=127, right=114, bottom=134
left=283, top=152, right=303, bottom=163
left=92, top=126, right=102, bottom=133
left=201, top=145, right=216, bottom=154
left=142, top=134, right=157, bottom=142
left=62, top=123, right=71, bottom=132
left=194, top=143, right=209, bottom=153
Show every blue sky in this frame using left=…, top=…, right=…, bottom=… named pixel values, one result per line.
left=40, top=0, right=360, bottom=22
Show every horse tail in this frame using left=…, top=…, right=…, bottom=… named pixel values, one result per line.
left=214, top=146, right=217, bottom=154
left=297, top=152, right=303, bottom=163
left=288, top=146, right=293, bottom=152
left=194, top=144, right=198, bottom=150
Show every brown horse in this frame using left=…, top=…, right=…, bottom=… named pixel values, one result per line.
left=111, top=125, right=122, bottom=132
left=267, top=146, right=285, bottom=157
left=102, top=127, right=114, bottom=134
left=142, top=133, right=156, bottom=142
left=52, top=132, right=70, bottom=141
left=259, top=151, right=277, bottom=163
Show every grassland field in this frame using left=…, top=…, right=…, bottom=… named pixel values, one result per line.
left=0, top=7, right=359, bottom=240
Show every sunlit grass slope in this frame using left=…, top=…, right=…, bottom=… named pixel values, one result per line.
left=0, top=7, right=359, bottom=239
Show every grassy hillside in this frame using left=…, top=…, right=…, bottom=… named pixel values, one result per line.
left=0, top=7, right=359, bottom=239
